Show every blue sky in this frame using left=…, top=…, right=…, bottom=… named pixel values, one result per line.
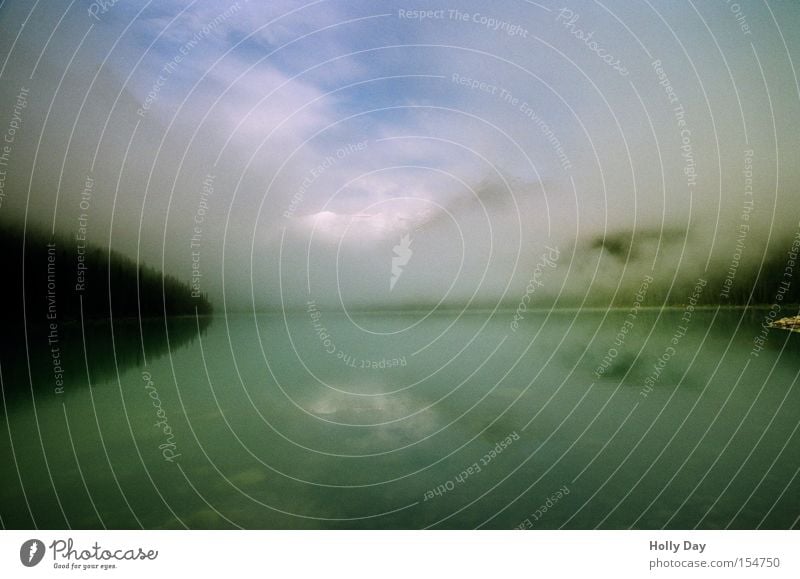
left=1, top=0, right=799, bottom=308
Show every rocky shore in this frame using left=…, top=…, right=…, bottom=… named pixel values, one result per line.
left=770, top=316, right=800, bottom=332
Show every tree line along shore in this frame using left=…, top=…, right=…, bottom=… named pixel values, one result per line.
left=1, top=223, right=212, bottom=326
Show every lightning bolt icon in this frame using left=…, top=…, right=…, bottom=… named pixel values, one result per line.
left=390, top=234, right=413, bottom=291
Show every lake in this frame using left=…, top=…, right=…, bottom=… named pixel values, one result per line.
left=1, top=307, right=798, bottom=529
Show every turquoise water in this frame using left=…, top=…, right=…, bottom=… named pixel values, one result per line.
left=1, top=308, right=798, bottom=529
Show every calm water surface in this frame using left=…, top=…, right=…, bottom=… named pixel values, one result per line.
left=1, top=308, right=798, bottom=529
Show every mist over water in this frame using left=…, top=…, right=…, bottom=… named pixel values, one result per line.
left=0, top=0, right=798, bottom=534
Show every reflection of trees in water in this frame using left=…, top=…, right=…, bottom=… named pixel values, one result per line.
left=1, top=314, right=212, bottom=403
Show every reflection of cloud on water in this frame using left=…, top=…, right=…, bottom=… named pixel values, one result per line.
left=303, top=379, right=441, bottom=439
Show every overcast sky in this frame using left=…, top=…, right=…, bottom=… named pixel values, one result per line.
left=1, top=0, right=798, bottom=310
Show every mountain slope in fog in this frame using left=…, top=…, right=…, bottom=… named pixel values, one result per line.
left=0, top=223, right=212, bottom=325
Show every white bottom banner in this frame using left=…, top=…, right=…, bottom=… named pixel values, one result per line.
left=0, top=530, right=797, bottom=578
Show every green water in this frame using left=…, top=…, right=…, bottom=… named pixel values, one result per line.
left=1, top=308, right=798, bottom=529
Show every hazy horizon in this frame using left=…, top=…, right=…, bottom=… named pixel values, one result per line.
left=1, top=1, right=799, bottom=313
left=2, top=0, right=800, bottom=540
